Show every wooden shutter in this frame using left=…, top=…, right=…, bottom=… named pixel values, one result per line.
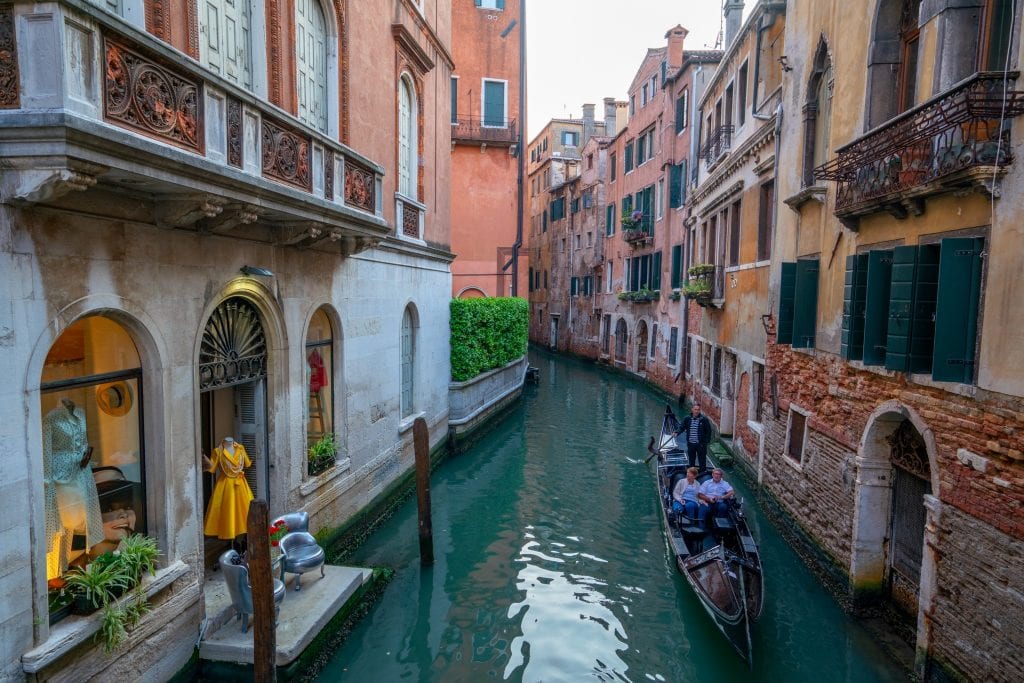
left=571, top=277, right=578, bottom=296
left=777, top=262, right=797, bottom=344
left=863, top=249, right=893, bottom=365
left=669, top=163, right=682, bottom=208
left=474, top=0, right=482, bottom=6
left=675, top=94, right=684, bottom=133
left=886, top=245, right=938, bottom=372
left=841, top=254, right=869, bottom=360
left=606, top=203, right=615, bottom=235
left=932, top=237, right=984, bottom=383
left=483, top=81, right=505, bottom=127
left=625, top=142, right=634, bottom=172
left=643, top=186, right=654, bottom=236
left=671, top=245, right=682, bottom=288
left=296, top=0, right=328, bottom=133
left=653, top=251, right=663, bottom=290
left=234, top=381, right=265, bottom=499
left=792, top=259, right=820, bottom=348
left=202, top=0, right=253, bottom=89
left=630, top=257, right=641, bottom=291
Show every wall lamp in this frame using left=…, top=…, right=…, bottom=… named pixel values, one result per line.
left=778, top=55, right=793, bottom=72
left=240, top=265, right=274, bottom=277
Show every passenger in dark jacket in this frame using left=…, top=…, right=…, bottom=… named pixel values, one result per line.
left=673, top=403, right=713, bottom=471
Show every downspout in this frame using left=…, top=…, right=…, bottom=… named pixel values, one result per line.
left=681, top=64, right=703, bottom=400
left=505, top=0, right=527, bottom=296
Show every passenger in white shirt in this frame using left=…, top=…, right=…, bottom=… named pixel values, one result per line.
left=698, top=468, right=735, bottom=519
left=671, top=467, right=705, bottom=524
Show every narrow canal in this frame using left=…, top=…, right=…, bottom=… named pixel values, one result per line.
left=317, top=350, right=905, bottom=682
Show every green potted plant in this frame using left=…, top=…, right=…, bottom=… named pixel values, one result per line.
left=308, top=432, right=338, bottom=476
left=64, top=559, right=131, bottom=615
left=117, top=534, right=159, bottom=583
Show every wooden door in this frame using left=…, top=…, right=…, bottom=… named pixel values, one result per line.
left=234, top=380, right=267, bottom=501
left=202, top=0, right=253, bottom=89
left=296, top=0, right=327, bottom=132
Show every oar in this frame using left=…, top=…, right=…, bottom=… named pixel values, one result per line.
left=644, top=436, right=659, bottom=464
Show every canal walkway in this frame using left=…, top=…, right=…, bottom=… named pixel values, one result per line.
left=314, top=349, right=906, bottom=681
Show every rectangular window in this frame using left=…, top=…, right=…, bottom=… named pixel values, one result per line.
left=587, top=231, right=593, bottom=246
left=650, top=323, right=658, bottom=358
left=636, top=135, right=647, bottom=165
left=886, top=245, right=938, bottom=373
left=606, top=261, right=613, bottom=292
left=550, top=197, right=566, bottom=221
left=624, top=141, right=634, bottom=173
left=675, top=89, right=689, bottom=133
left=793, top=259, right=820, bottom=349
left=544, top=271, right=548, bottom=288
left=684, top=334, right=692, bottom=375
left=712, top=346, right=723, bottom=396
left=758, top=180, right=775, bottom=261
left=669, top=161, right=686, bottom=208
left=610, top=152, right=617, bottom=181
left=451, top=76, right=458, bottom=124
left=583, top=190, right=593, bottom=209
left=476, top=0, right=506, bottom=9
left=528, top=267, right=533, bottom=293
left=482, top=79, right=507, bottom=127
left=606, top=203, right=615, bottom=236
left=652, top=250, right=662, bottom=290
left=671, top=244, right=683, bottom=289
left=574, top=234, right=581, bottom=249
left=571, top=197, right=580, bottom=214
left=786, top=407, right=808, bottom=464
left=641, top=84, right=648, bottom=106
left=630, top=95, right=636, bottom=116
left=752, top=361, right=765, bottom=423
left=669, top=327, right=679, bottom=366
left=728, top=199, right=741, bottom=267
left=542, top=210, right=547, bottom=232
left=571, top=277, right=579, bottom=296
left=562, top=130, right=579, bottom=147
left=738, top=61, right=748, bottom=127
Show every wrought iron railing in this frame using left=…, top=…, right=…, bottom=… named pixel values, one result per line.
left=701, top=125, right=734, bottom=165
left=814, top=72, right=1024, bottom=213
left=451, top=116, right=518, bottom=145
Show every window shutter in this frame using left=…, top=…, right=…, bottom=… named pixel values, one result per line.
left=625, top=143, right=634, bottom=172
left=792, top=259, right=820, bottom=348
left=630, top=257, right=640, bottom=291
left=671, top=245, right=682, bottom=289
left=497, top=0, right=505, bottom=9
left=606, top=203, right=615, bottom=235
left=777, top=262, right=797, bottom=344
left=669, top=163, right=682, bottom=208
left=910, top=245, right=939, bottom=373
left=886, top=245, right=939, bottom=372
left=885, top=246, right=918, bottom=371
left=571, top=277, right=578, bottom=296
left=675, top=95, right=684, bottom=133
left=623, top=195, right=633, bottom=213
left=475, top=0, right=482, bottom=6
left=863, top=249, right=893, bottom=365
left=661, top=60, right=667, bottom=83
left=653, top=251, right=663, bottom=291
left=932, top=238, right=983, bottom=382
left=841, top=254, right=868, bottom=360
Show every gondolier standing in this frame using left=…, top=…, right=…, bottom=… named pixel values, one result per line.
left=673, top=403, right=713, bottom=471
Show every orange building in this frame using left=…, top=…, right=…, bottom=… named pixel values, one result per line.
left=450, top=0, right=525, bottom=298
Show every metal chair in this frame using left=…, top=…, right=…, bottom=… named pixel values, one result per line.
left=271, top=511, right=310, bottom=535
left=219, top=549, right=286, bottom=633
left=278, top=529, right=326, bottom=591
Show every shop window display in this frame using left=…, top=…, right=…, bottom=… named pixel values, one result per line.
left=305, top=309, right=335, bottom=474
left=40, top=316, right=145, bottom=621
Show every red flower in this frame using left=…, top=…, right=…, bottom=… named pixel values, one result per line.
left=271, top=540, right=279, bottom=547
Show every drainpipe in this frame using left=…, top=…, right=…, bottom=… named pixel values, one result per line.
left=504, top=0, right=527, bottom=297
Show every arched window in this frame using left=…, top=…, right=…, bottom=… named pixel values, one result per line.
left=306, top=308, right=335, bottom=475
left=615, top=318, right=628, bottom=362
left=802, top=39, right=833, bottom=186
left=40, top=316, right=146, bottom=621
left=401, top=307, right=415, bottom=418
left=296, top=0, right=328, bottom=133
left=896, top=0, right=921, bottom=113
left=200, top=0, right=254, bottom=89
left=398, top=76, right=418, bottom=199
left=865, top=0, right=919, bottom=128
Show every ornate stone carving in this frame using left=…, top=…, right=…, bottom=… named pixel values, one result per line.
left=227, top=97, right=243, bottom=168
left=154, top=194, right=228, bottom=229
left=0, top=2, right=20, bottom=109
left=267, top=0, right=282, bottom=105
left=324, top=154, right=334, bottom=200
left=401, top=200, right=420, bottom=237
left=8, top=163, right=108, bottom=204
left=261, top=116, right=312, bottom=191
left=103, top=35, right=202, bottom=153
left=344, top=163, right=375, bottom=213
left=186, top=0, right=199, bottom=59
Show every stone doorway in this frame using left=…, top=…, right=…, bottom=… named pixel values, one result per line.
left=635, top=321, right=648, bottom=373
left=886, top=420, right=931, bottom=617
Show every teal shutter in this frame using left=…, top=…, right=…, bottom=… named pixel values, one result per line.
left=675, top=94, right=684, bottom=132
left=643, top=186, right=654, bottom=235
left=606, top=203, right=615, bottom=235
left=863, top=249, right=893, bottom=365
left=792, top=259, right=820, bottom=348
left=630, top=257, right=640, bottom=291
left=909, top=245, right=939, bottom=373
left=475, top=0, right=482, bottom=5
left=777, top=262, right=797, bottom=344
left=669, top=163, right=683, bottom=208
left=451, top=77, right=458, bottom=123
left=887, top=245, right=939, bottom=372
left=671, top=245, right=682, bottom=288
left=932, top=238, right=983, bottom=382
left=623, top=195, right=633, bottom=213
left=571, top=277, right=578, bottom=296
left=653, top=251, right=663, bottom=290
left=483, top=81, right=505, bottom=127
left=497, top=0, right=505, bottom=9
left=886, top=247, right=916, bottom=370
left=841, top=254, right=869, bottom=360
left=625, top=143, right=634, bottom=172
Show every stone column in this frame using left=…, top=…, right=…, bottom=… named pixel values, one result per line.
left=915, top=494, right=943, bottom=678
left=849, top=456, right=893, bottom=609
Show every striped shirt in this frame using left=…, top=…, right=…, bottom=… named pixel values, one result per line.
left=688, top=418, right=700, bottom=444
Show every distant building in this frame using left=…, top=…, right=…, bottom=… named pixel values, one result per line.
left=450, top=0, right=525, bottom=298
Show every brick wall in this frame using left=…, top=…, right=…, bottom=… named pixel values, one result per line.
left=733, top=370, right=760, bottom=465
left=928, top=504, right=1024, bottom=682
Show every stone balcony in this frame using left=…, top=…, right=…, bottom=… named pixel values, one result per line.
left=0, top=1, right=389, bottom=254
left=451, top=116, right=517, bottom=147
left=814, top=72, right=1024, bottom=230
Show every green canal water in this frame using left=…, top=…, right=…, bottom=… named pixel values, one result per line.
left=317, top=350, right=906, bottom=682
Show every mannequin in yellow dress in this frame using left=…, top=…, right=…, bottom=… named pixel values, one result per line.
left=202, top=437, right=254, bottom=540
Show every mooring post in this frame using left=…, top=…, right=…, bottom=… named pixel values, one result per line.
left=414, top=417, right=434, bottom=566
left=247, top=499, right=277, bottom=682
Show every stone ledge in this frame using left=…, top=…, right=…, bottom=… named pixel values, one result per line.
left=22, top=560, right=192, bottom=674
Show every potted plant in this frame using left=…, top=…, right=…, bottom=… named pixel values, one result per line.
left=669, top=290, right=682, bottom=302
left=64, top=559, right=131, bottom=615
left=308, top=432, right=338, bottom=476
left=117, top=534, right=159, bottom=584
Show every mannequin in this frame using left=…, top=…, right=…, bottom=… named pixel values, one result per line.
left=42, top=397, right=103, bottom=578
left=203, top=437, right=254, bottom=540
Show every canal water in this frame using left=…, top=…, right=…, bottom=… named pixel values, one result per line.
left=317, top=350, right=905, bottom=682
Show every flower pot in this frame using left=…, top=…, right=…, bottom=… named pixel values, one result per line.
left=71, top=593, right=101, bottom=616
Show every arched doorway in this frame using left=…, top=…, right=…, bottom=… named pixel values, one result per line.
left=635, top=321, right=648, bottom=372
left=614, top=318, right=627, bottom=363
left=198, top=297, right=269, bottom=566
left=886, top=419, right=931, bottom=616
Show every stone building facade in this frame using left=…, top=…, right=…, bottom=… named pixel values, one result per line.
left=450, top=0, right=524, bottom=298
left=762, top=0, right=1024, bottom=680
left=0, top=0, right=454, bottom=679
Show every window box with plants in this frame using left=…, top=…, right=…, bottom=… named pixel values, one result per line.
left=308, top=432, right=338, bottom=477
left=685, top=263, right=717, bottom=306
left=621, top=210, right=651, bottom=245
left=669, top=289, right=682, bottom=301
left=617, top=287, right=660, bottom=303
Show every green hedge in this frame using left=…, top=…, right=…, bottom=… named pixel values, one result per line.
left=450, top=297, right=528, bottom=381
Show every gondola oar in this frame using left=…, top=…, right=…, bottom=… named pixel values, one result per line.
left=644, top=436, right=659, bottom=464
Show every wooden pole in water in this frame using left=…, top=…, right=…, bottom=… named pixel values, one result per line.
left=414, top=417, right=434, bottom=566
left=247, top=499, right=277, bottom=682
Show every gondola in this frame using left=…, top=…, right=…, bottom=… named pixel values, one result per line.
left=648, top=404, right=764, bottom=665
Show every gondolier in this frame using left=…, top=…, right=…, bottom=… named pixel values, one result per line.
left=673, top=403, right=712, bottom=471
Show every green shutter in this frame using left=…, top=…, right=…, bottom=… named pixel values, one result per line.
left=777, top=262, right=797, bottom=344
left=841, top=254, right=869, bottom=360
left=792, top=259, right=820, bottom=348
left=474, top=0, right=482, bottom=6
left=675, top=94, right=684, bottom=133
left=606, top=203, right=615, bottom=235
left=910, top=245, right=939, bottom=373
left=886, top=245, right=939, bottom=372
left=625, top=143, right=634, bottom=172
left=932, top=238, right=983, bottom=382
left=671, top=245, right=682, bottom=289
left=653, top=251, right=663, bottom=290
left=483, top=81, right=505, bottom=127
left=497, top=0, right=505, bottom=10
left=631, top=257, right=641, bottom=291
left=669, top=164, right=682, bottom=208
left=863, top=250, right=893, bottom=365
left=623, top=195, right=633, bottom=213
left=571, top=277, right=578, bottom=296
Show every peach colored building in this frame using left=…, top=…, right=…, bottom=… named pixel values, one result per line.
left=450, top=0, right=525, bottom=298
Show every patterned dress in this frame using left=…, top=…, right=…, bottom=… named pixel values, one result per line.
left=203, top=443, right=255, bottom=540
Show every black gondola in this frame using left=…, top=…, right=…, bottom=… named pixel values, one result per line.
left=649, top=404, right=764, bottom=665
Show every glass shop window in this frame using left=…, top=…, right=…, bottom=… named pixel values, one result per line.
left=305, top=307, right=334, bottom=445
left=40, top=316, right=145, bottom=620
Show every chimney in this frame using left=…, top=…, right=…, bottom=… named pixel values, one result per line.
left=582, top=103, right=595, bottom=144
left=724, top=1, right=744, bottom=49
left=665, top=25, right=688, bottom=69
left=603, top=97, right=617, bottom=137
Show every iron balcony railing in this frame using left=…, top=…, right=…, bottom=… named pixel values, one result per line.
left=701, top=125, right=734, bottom=165
left=451, top=116, right=518, bottom=145
left=814, top=72, right=1024, bottom=214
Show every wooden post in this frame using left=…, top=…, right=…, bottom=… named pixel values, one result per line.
left=414, top=417, right=434, bottom=566
left=247, top=499, right=276, bottom=682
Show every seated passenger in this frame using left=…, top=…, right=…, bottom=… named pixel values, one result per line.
left=698, top=468, right=735, bottom=520
left=672, top=467, right=705, bottom=525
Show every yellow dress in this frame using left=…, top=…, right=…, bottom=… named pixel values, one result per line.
left=203, top=443, right=254, bottom=540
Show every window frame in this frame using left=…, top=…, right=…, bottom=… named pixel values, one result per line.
left=784, top=404, right=811, bottom=468
left=481, top=77, right=509, bottom=128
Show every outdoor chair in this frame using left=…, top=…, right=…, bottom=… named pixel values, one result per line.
left=219, top=549, right=286, bottom=633
left=271, top=511, right=310, bottom=535
left=279, top=528, right=326, bottom=591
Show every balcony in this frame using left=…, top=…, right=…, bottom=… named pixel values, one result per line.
left=0, top=2, right=388, bottom=255
left=701, top=125, right=734, bottom=166
left=451, top=116, right=518, bottom=147
left=814, top=72, right=1024, bottom=228
left=684, top=264, right=724, bottom=308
